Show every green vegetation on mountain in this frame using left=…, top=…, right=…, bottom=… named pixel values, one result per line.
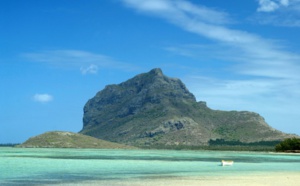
left=275, top=138, right=300, bottom=152
left=80, top=68, right=297, bottom=149
left=17, top=131, right=134, bottom=149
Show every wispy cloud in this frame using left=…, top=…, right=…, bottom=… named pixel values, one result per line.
left=123, top=0, right=233, bottom=25
left=80, top=64, right=98, bottom=75
left=23, top=50, right=137, bottom=74
left=122, top=0, right=300, bottom=79
left=183, top=74, right=300, bottom=134
left=33, top=93, right=53, bottom=103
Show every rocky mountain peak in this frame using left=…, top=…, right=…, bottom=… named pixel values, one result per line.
left=82, top=68, right=196, bottom=128
left=149, top=68, right=163, bottom=76
left=110, top=68, right=195, bottom=104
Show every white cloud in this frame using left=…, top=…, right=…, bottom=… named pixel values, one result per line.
left=80, top=64, right=99, bottom=75
left=280, top=0, right=290, bottom=6
left=122, top=0, right=233, bottom=25
left=257, top=0, right=280, bottom=12
left=257, top=0, right=290, bottom=12
left=33, top=94, right=53, bottom=103
left=23, top=50, right=137, bottom=74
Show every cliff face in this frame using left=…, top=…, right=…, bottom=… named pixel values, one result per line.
left=80, top=68, right=295, bottom=147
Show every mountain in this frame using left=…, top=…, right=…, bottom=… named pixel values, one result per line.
left=80, top=68, right=296, bottom=148
left=17, top=131, right=134, bottom=149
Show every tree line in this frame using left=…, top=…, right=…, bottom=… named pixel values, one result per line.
left=208, top=139, right=281, bottom=147
left=0, top=143, right=20, bottom=147
left=275, top=138, right=300, bottom=152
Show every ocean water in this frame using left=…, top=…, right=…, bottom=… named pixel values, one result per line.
left=1, top=147, right=299, bottom=185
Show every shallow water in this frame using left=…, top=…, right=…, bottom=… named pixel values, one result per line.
left=1, top=147, right=299, bottom=185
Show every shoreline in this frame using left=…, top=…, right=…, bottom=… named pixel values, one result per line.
left=47, top=172, right=300, bottom=186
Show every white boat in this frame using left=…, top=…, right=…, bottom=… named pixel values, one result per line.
left=221, top=160, right=234, bottom=166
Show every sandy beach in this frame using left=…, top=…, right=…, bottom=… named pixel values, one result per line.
left=49, top=172, right=300, bottom=186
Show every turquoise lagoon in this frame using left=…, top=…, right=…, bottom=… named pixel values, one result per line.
left=1, top=147, right=299, bottom=185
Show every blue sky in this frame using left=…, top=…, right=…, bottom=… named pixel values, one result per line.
left=1, top=0, right=300, bottom=143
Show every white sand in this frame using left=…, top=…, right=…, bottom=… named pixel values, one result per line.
left=49, top=172, right=300, bottom=186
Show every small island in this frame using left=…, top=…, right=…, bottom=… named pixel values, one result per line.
left=17, top=131, right=135, bottom=149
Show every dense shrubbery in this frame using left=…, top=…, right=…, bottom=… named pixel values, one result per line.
left=275, top=138, right=300, bottom=152
left=140, top=145, right=275, bottom=151
left=209, top=139, right=281, bottom=147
